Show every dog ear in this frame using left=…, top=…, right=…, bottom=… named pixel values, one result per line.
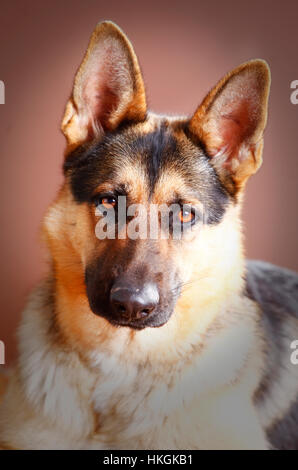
left=61, top=21, right=147, bottom=148
left=189, top=60, right=270, bottom=194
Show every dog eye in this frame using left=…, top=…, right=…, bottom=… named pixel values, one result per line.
left=179, top=207, right=195, bottom=224
left=95, top=195, right=117, bottom=211
left=101, top=196, right=117, bottom=209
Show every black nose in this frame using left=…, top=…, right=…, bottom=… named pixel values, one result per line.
left=110, top=281, right=159, bottom=322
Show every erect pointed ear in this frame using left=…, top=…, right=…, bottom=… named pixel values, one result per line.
left=189, top=60, right=270, bottom=194
left=61, top=21, right=147, bottom=149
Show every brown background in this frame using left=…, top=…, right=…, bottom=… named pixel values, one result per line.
left=0, top=0, right=297, bottom=364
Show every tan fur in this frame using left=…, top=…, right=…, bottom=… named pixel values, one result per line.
left=0, top=278, right=268, bottom=449
left=0, top=164, right=269, bottom=449
left=0, top=22, right=279, bottom=450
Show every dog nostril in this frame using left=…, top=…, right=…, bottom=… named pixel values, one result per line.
left=142, top=308, right=151, bottom=315
left=115, top=303, right=130, bottom=317
left=135, top=308, right=153, bottom=319
left=110, top=282, right=159, bottom=322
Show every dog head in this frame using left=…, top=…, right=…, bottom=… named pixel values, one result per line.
left=44, top=22, right=270, bottom=345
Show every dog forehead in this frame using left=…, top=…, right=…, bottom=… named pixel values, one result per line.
left=103, top=119, right=211, bottom=197
left=65, top=115, right=229, bottom=221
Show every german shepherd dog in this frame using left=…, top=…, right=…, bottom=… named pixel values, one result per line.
left=0, top=21, right=298, bottom=450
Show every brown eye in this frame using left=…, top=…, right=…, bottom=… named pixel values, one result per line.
left=179, top=207, right=195, bottom=224
left=101, top=196, right=117, bottom=210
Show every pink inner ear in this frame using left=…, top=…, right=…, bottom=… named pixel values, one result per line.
left=79, top=40, right=132, bottom=134
left=214, top=86, right=261, bottom=161
left=219, top=99, right=252, bottom=151
left=87, top=80, right=120, bottom=130
left=193, top=62, right=269, bottom=182
left=83, top=64, right=121, bottom=133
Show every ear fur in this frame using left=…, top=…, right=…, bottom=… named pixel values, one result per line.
left=189, top=60, right=271, bottom=194
left=61, top=21, right=147, bottom=149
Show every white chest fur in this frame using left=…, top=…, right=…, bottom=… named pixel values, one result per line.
left=3, top=284, right=260, bottom=450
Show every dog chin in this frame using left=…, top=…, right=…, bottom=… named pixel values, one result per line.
left=90, top=307, right=173, bottom=330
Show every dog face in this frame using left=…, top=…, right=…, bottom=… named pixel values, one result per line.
left=45, top=22, right=270, bottom=336
left=63, top=119, right=230, bottom=329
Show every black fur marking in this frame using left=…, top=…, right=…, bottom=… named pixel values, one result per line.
left=130, top=123, right=178, bottom=193
left=64, top=121, right=230, bottom=226
left=268, top=400, right=298, bottom=450
left=246, top=260, right=298, bottom=450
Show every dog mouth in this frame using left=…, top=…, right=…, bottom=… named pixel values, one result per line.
left=91, top=306, right=173, bottom=330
